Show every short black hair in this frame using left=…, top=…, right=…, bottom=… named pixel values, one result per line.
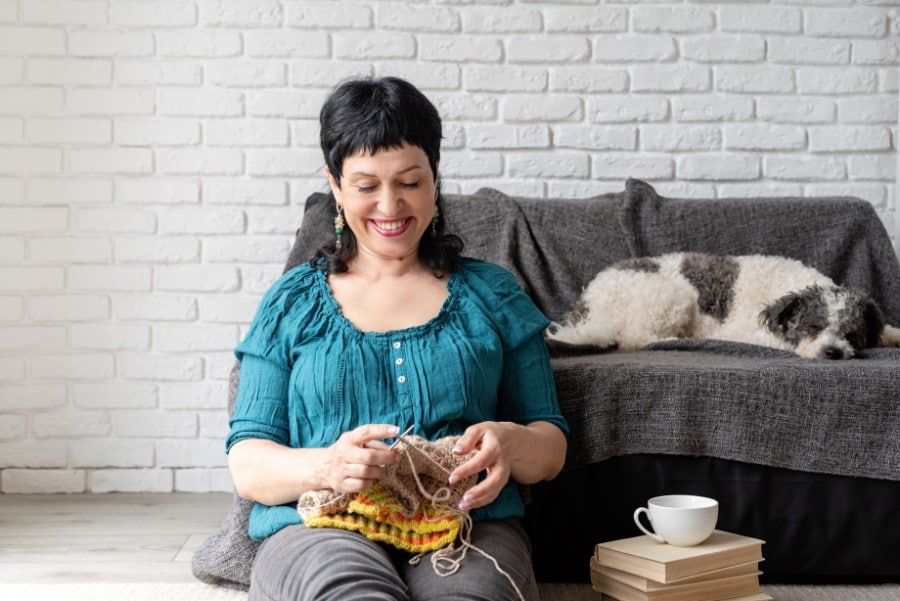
left=313, top=76, right=462, bottom=275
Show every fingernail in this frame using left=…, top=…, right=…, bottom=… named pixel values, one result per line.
left=452, top=444, right=464, bottom=454
left=388, top=425, right=400, bottom=436
left=448, top=474, right=459, bottom=485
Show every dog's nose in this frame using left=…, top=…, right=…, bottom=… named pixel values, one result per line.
left=823, top=347, right=844, bottom=360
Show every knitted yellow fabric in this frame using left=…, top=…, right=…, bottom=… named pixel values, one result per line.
left=297, top=435, right=477, bottom=554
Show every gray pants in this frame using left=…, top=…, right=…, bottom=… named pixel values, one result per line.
left=248, top=519, right=540, bottom=601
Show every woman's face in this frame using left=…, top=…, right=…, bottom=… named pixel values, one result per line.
left=327, top=143, right=437, bottom=265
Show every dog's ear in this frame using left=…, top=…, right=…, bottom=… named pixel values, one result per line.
left=862, top=297, right=885, bottom=348
left=759, top=292, right=802, bottom=335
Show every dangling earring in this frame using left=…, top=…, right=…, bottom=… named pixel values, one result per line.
left=430, top=207, right=439, bottom=237
left=334, top=206, right=345, bottom=249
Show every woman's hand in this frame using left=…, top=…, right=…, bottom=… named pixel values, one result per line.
left=447, top=421, right=567, bottom=512
left=320, top=424, right=402, bottom=494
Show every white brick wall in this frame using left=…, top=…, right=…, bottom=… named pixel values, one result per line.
left=0, top=0, right=897, bottom=493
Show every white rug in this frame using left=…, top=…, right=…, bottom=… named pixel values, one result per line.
left=5, top=581, right=900, bottom=601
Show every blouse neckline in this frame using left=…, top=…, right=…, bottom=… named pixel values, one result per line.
left=314, top=265, right=461, bottom=339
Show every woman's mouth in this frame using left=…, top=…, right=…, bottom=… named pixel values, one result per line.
left=371, top=218, right=412, bottom=237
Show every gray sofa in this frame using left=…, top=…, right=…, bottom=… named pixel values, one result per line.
left=194, top=179, right=900, bottom=588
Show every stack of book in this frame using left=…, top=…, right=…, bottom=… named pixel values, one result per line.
left=591, top=530, right=770, bottom=601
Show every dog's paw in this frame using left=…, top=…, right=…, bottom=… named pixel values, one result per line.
left=880, top=324, right=900, bottom=348
left=545, top=318, right=617, bottom=348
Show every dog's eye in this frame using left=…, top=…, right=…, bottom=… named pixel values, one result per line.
left=801, top=324, right=823, bottom=336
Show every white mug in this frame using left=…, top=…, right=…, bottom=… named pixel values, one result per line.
left=633, top=494, right=719, bottom=546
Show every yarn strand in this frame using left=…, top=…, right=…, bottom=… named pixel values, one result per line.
left=395, top=433, right=527, bottom=601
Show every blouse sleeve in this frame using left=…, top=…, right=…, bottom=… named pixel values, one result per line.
left=461, top=260, right=570, bottom=435
left=225, top=265, right=318, bottom=452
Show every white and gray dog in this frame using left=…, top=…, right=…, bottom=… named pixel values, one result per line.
left=546, top=252, right=900, bottom=360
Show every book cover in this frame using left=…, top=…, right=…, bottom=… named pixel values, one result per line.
left=594, top=570, right=761, bottom=601
left=594, top=530, right=764, bottom=583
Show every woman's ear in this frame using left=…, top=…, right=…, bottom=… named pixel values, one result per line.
left=325, top=166, right=341, bottom=201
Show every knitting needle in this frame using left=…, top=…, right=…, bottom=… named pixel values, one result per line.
left=389, top=424, right=415, bottom=450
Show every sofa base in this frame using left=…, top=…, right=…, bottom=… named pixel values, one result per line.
left=523, top=454, right=900, bottom=583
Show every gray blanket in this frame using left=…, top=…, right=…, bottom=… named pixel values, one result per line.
left=194, top=179, right=900, bottom=589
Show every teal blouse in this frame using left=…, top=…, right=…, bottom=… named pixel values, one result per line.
left=226, top=257, right=568, bottom=541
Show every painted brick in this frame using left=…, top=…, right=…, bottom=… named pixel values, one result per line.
left=461, top=7, right=541, bottom=33
left=248, top=149, right=323, bottom=176
left=720, top=6, right=801, bottom=33
left=716, top=66, right=795, bottom=93
left=284, top=1, right=371, bottom=29
left=593, top=35, right=677, bottom=63
left=797, top=67, right=879, bottom=95
left=201, top=0, right=283, bottom=28
left=111, top=2, right=197, bottom=27
left=421, top=35, right=502, bottom=63
left=28, top=118, right=111, bottom=144
left=808, top=126, right=891, bottom=152
left=550, top=67, right=628, bottom=93
left=152, top=324, right=239, bottom=353
left=768, top=38, right=851, bottom=65
left=71, top=323, right=151, bottom=351
left=0, top=86, right=64, bottom=113
left=157, top=207, right=245, bottom=235
left=724, top=124, right=807, bottom=151
left=27, top=58, right=111, bottom=85
left=592, top=155, right=674, bottom=181
left=853, top=40, right=900, bottom=66
left=805, top=9, right=888, bottom=38
left=682, top=35, right=766, bottom=63
left=632, top=65, right=711, bottom=93
left=69, top=265, right=152, bottom=292
left=159, top=90, right=243, bottom=117
left=374, top=62, right=462, bottom=91
left=543, top=7, right=626, bottom=33
left=115, top=119, right=201, bottom=146
left=0, top=57, right=23, bottom=84
left=72, top=208, right=156, bottom=234
left=0, top=378, right=67, bottom=410
left=72, top=382, right=158, bottom=409
left=0, top=237, right=25, bottom=261
left=206, top=61, right=286, bottom=88
left=159, top=31, right=241, bottom=58
left=69, top=148, right=153, bottom=175
left=0, top=207, right=67, bottom=233
left=849, top=155, right=896, bottom=180
left=0, top=358, right=25, bottom=382
left=640, top=125, right=722, bottom=152
left=30, top=178, right=112, bottom=204
left=198, top=296, right=260, bottom=324
left=0, top=296, right=24, bottom=322
left=0, top=0, right=16, bottom=21
left=246, top=207, right=305, bottom=235
left=672, top=96, right=755, bottom=122
left=32, top=410, right=111, bottom=438
left=112, top=410, right=197, bottom=438
left=161, top=381, right=229, bottom=410
left=155, top=265, right=241, bottom=292
left=157, top=148, right=244, bottom=175
left=203, top=236, right=291, bottom=263
left=0, top=415, right=27, bottom=440
left=206, top=119, right=289, bottom=147
left=439, top=151, right=503, bottom=178
left=0, top=326, right=66, bottom=351
left=588, top=97, right=669, bottom=123
left=507, top=36, right=590, bottom=63
left=90, top=469, right=173, bottom=493
left=204, top=178, right=288, bottom=205
left=632, top=6, right=715, bottom=33
left=464, top=66, right=547, bottom=93
left=757, top=97, right=836, bottom=124
left=0, top=266, right=65, bottom=292
left=0, top=441, right=68, bottom=468
left=175, top=468, right=233, bottom=493
left=245, top=31, right=328, bottom=58
left=2, top=469, right=86, bottom=493
left=116, top=237, right=200, bottom=263
left=157, top=439, right=226, bottom=468
left=0, top=115, right=22, bottom=142
left=503, top=95, right=583, bottom=122
left=116, top=179, right=199, bottom=204
left=72, top=440, right=155, bottom=468
left=30, top=294, right=110, bottom=322
left=115, top=60, right=202, bottom=86
left=30, top=237, right=113, bottom=263
left=117, top=353, right=203, bottom=381
left=31, top=353, right=116, bottom=380
left=289, top=60, right=373, bottom=87
left=507, top=151, right=590, bottom=179
left=0, top=26, right=66, bottom=55
left=0, top=147, right=62, bottom=175
left=68, top=31, right=155, bottom=57
left=22, top=0, right=106, bottom=24
left=678, top=154, right=760, bottom=180
left=68, top=89, right=155, bottom=115
left=0, top=177, right=25, bottom=203
left=247, top=89, right=329, bottom=119
left=466, top=124, right=550, bottom=149
left=432, top=93, right=497, bottom=120
left=112, top=294, right=198, bottom=322
left=377, top=5, right=459, bottom=32
left=765, top=156, right=847, bottom=181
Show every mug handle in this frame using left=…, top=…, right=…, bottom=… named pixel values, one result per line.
left=633, top=507, right=665, bottom=543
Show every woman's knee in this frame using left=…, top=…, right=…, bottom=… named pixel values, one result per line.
left=249, top=525, right=409, bottom=601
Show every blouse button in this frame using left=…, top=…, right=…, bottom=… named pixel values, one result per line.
left=392, top=341, right=402, bottom=349
left=395, top=357, right=404, bottom=365
left=397, top=375, right=406, bottom=384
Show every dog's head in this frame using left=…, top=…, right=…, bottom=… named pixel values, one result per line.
left=759, top=285, right=884, bottom=360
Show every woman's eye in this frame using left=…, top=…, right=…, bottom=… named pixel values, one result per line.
left=399, top=181, right=419, bottom=189
left=354, top=185, right=375, bottom=193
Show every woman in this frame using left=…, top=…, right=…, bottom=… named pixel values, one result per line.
left=227, top=76, right=568, bottom=601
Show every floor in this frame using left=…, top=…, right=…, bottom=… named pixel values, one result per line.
left=0, top=492, right=229, bottom=583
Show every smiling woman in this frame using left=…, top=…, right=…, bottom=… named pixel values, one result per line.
left=221, top=76, right=569, bottom=601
